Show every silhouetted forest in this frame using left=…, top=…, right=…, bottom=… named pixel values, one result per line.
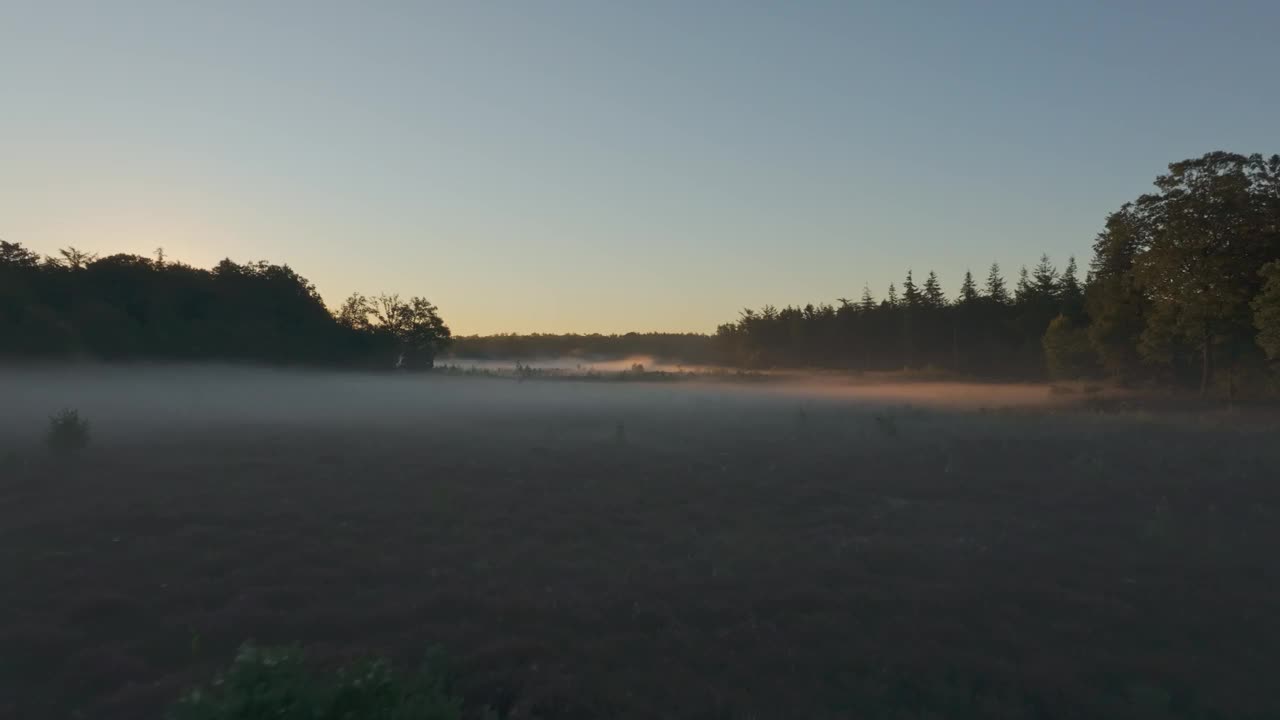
left=715, top=152, right=1280, bottom=397
left=448, top=333, right=717, bottom=365
left=4, top=152, right=1279, bottom=396
left=714, top=257, right=1082, bottom=377
left=0, top=247, right=451, bottom=369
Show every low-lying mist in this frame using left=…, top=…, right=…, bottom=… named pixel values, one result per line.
left=440, top=353, right=724, bottom=374
left=0, top=363, right=1074, bottom=448
left=6, top=363, right=1278, bottom=720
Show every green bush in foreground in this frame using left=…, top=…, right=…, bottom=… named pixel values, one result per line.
left=169, top=644, right=462, bottom=720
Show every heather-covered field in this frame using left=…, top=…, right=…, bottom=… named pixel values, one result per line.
left=2, top=367, right=1278, bottom=719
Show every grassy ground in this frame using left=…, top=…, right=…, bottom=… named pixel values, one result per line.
left=2, top=375, right=1279, bottom=718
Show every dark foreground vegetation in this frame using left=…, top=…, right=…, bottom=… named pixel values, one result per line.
left=2, top=371, right=1278, bottom=719
left=168, top=643, right=464, bottom=720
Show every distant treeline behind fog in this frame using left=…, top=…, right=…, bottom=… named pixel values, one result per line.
left=4, top=152, right=1280, bottom=399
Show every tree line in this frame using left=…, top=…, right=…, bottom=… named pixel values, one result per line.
left=4, top=151, right=1279, bottom=397
left=715, top=152, right=1280, bottom=397
left=0, top=246, right=452, bottom=369
left=447, top=333, right=717, bottom=365
left=715, top=256, right=1084, bottom=377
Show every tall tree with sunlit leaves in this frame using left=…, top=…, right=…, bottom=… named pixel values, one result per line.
left=1130, top=152, right=1280, bottom=395
left=1085, top=206, right=1149, bottom=381
left=1252, top=261, right=1280, bottom=362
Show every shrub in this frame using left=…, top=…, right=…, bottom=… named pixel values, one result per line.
left=1043, top=314, right=1099, bottom=380
left=168, top=643, right=463, bottom=720
left=46, top=409, right=90, bottom=455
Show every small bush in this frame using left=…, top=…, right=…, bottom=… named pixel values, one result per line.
left=168, top=643, right=463, bottom=720
left=1043, top=314, right=1099, bottom=380
left=46, top=409, right=90, bottom=455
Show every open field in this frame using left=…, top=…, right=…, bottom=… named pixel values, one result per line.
left=2, top=367, right=1279, bottom=719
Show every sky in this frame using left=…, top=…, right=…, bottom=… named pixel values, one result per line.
left=2, top=1, right=1277, bottom=335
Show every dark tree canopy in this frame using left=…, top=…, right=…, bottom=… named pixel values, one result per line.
left=922, top=271, right=946, bottom=309
left=1254, top=261, right=1280, bottom=361
left=714, top=256, right=1080, bottom=376
left=5, top=152, right=1278, bottom=398
left=901, top=270, right=921, bottom=308
left=1127, top=153, right=1280, bottom=393
left=985, top=263, right=1010, bottom=305
left=0, top=244, right=448, bottom=369
left=958, top=271, right=979, bottom=305
left=713, top=151, right=1280, bottom=396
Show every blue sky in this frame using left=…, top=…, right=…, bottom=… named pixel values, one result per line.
left=2, top=1, right=1277, bottom=334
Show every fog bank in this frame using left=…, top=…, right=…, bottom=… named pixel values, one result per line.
left=0, top=364, right=1064, bottom=446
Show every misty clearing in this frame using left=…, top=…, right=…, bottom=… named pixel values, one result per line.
left=2, top=367, right=1278, bottom=719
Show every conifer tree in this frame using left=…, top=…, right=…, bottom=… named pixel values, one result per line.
left=985, top=263, right=1010, bottom=305
left=959, top=270, right=979, bottom=305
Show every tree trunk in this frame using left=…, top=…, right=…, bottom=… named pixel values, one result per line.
left=1227, top=361, right=1236, bottom=408
left=902, top=313, right=913, bottom=369
left=1199, top=332, right=1213, bottom=398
